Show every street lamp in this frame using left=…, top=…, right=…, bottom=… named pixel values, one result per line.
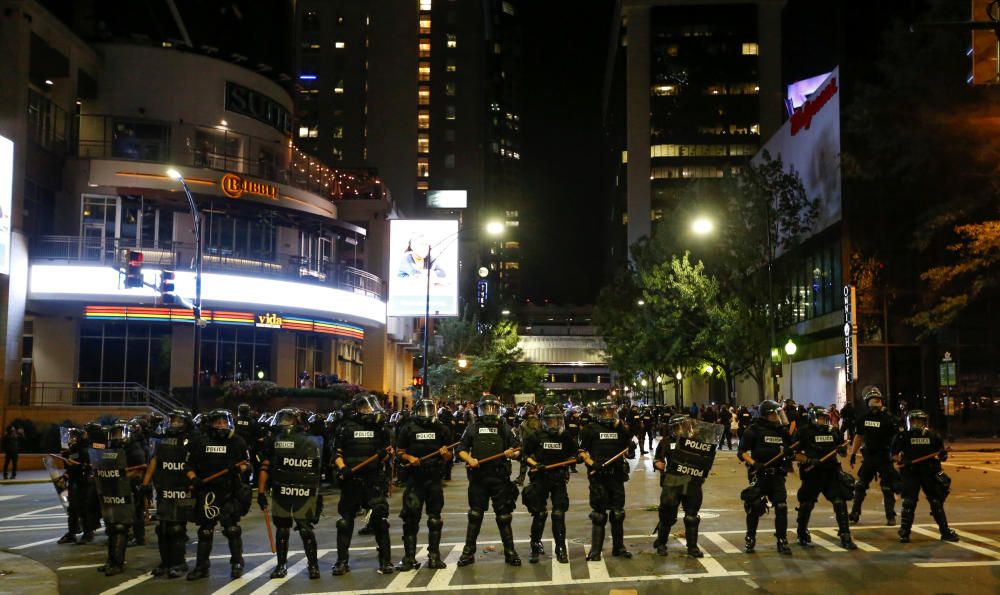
left=636, top=299, right=645, bottom=306
left=457, top=357, right=469, bottom=369
left=691, top=216, right=715, bottom=236
left=784, top=339, right=797, bottom=402
left=166, top=168, right=204, bottom=413
left=421, top=221, right=504, bottom=399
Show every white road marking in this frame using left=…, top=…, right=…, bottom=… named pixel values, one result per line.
left=954, top=529, right=1000, bottom=547
left=10, top=535, right=62, bottom=549
left=550, top=540, right=572, bottom=584
left=0, top=523, right=68, bottom=533
left=673, top=536, right=727, bottom=574
left=807, top=532, right=844, bottom=552
left=0, top=494, right=24, bottom=502
left=57, top=563, right=105, bottom=570
left=0, top=504, right=64, bottom=522
left=424, top=545, right=463, bottom=591
left=585, top=548, right=610, bottom=580
left=909, top=527, right=1000, bottom=559
left=248, top=549, right=331, bottom=595
left=209, top=556, right=285, bottom=595
left=816, top=528, right=879, bottom=552
left=97, top=573, right=154, bottom=595
left=703, top=531, right=742, bottom=554
left=915, top=560, right=1000, bottom=568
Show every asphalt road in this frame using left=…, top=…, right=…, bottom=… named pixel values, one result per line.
left=2, top=440, right=999, bottom=594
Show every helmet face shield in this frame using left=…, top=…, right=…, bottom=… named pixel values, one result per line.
left=597, top=402, right=617, bottom=422
left=907, top=410, right=929, bottom=431
left=415, top=400, right=437, bottom=421
left=355, top=395, right=383, bottom=417
left=271, top=409, right=299, bottom=430
left=478, top=400, right=500, bottom=419
left=766, top=408, right=789, bottom=426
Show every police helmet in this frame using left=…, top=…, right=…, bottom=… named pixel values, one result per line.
left=66, top=427, right=85, bottom=446
left=478, top=396, right=502, bottom=422
left=759, top=400, right=789, bottom=426
left=271, top=408, right=301, bottom=433
left=351, top=394, right=385, bottom=425
left=596, top=399, right=618, bottom=423
left=237, top=403, right=252, bottom=417
left=164, top=408, right=193, bottom=436
left=862, top=386, right=884, bottom=410
left=414, top=399, right=437, bottom=424
left=906, top=409, right=930, bottom=432
left=205, top=409, right=235, bottom=440
left=808, top=406, right=830, bottom=427
left=127, top=417, right=146, bottom=438
left=107, top=421, right=131, bottom=448
left=542, top=406, right=564, bottom=434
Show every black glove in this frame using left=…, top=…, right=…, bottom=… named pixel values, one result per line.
left=257, top=492, right=268, bottom=510
left=751, top=462, right=765, bottom=474
left=805, top=458, right=821, bottom=468
left=229, top=463, right=245, bottom=475
left=849, top=454, right=857, bottom=467
left=532, top=462, right=546, bottom=473
left=189, top=476, right=204, bottom=492
left=337, top=466, right=353, bottom=482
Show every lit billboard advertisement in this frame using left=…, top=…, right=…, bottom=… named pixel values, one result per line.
left=427, top=190, right=468, bottom=209
left=785, top=71, right=832, bottom=112
left=756, top=67, right=841, bottom=243
left=0, top=135, right=12, bottom=276
left=388, top=219, right=459, bottom=317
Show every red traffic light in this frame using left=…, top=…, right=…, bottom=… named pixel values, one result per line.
left=125, top=251, right=144, bottom=288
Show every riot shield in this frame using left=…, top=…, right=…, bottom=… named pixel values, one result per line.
left=673, top=418, right=726, bottom=445
left=270, top=435, right=323, bottom=522
left=40, top=455, right=69, bottom=510
left=151, top=437, right=194, bottom=522
left=89, top=448, right=134, bottom=524
left=667, top=419, right=723, bottom=479
left=59, top=427, right=72, bottom=450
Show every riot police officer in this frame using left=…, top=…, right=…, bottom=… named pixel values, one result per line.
left=522, top=405, right=577, bottom=564
left=565, top=407, right=583, bottom=473
left=893, top=410, right=959, bottom=543
left=185, top=409, right=251, bottom=580
left=125, top=417, right=151, bottom=546
left=93, top=422, right=137, bottom=576
left=641, top=406, right=657, bottom=453
left=456, top=396, right=522, bottom=567
left=579, top=399, right=636, bottom=561
left=515, top=405, right=540, bottom=487
left=738, top=400, right=793, bottom=554
left=57, top=428, right=92, bottom=545
left=331, top=394, right=393, bottom=576
left=437, top=406, right=456, bottom=481
left=792, top=406, right=857, bottom=550
left=79, top=421, right=105, bottom=544
left=234, top=403, right=259, bottom=483
left=848, top=386, right=900, bottom=525
left=145, top=409, right=196, bottom=578
left=653, top=415, right=722, bottom=557
left=394, top=398, right=452, bottom=571
left=258, top=408, right=323, bottom=580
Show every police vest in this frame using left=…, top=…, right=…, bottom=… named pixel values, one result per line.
left=799, top=426, right=841, bottom=463
left=898, top=429, right=941, bottom=462
left=667, top=436, right=717, bottom=480
left=858, top=412, right=896, bottom=453
left=270, top=432, right=321, bottom=487
left=588, top=422, right=627, bottom=463
left=403, top=422, right=447, bottom=459
left=339, top=421, right=384, bottom=467
left=533, top=432, right=571, bottom=466
left=195, top=436, right=242, bottom=478
left=469, top=421, right=505, bottom=461
left=748, top=422, right=786, bottom=462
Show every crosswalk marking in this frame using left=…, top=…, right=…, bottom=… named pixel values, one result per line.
left=816, top=528, right=879, bottom=552
left=909, top=527, right=1000, bottom=559
left=248, top=549, right=331, bottom=595
left=424, top=544, right=463, bottom=591
left=384, top=547, right=426, bottom=590
left=550, top=540, right=572, bottom=584
left=806, top=533, right=844, bottom=552
left=10, top=535, right=61, bottom=549
left=0, top=495, right=24, bottom=502
left=210, top=556, right=283, bottom=595
left=585, top=547, right=610, bottom=580
left=97, top=573, right=154, bottom=595
left=703, top=531, right=742, bottom=554
left=954, top=529, right=1000, bottom=547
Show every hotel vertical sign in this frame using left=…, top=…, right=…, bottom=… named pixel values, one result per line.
left=843, top=285, right=858, bottom=383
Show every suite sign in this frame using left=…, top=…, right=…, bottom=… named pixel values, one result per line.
left=224, top=81, right=292, bottom=135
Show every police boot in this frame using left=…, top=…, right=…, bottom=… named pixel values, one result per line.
left=58, top=531, right=78, bottom=545
left=104, top=528, right=127, bottom=576
left=586, top=512, right=606, bottom=561
left=426, top=516, right=446, bottom=569
left=167, top=532, right=189, bottom=578
left=457, top=510, right=483, bottom=567
left=497, top=513, right=521, bottom=566
left=775, top=503, right=792, bottom=555
left=301, top=529, right=321, bottom=579
left=187, top=527, right=214, bottom=580
left=269, top=527, right=290, bottom=579
left=684, top=515, right=703, bottom=558
left=529, top=512, right=547, bottom=564
left=745, top=511, right=759, bottom=553
left=224, top=526, right=245, bottom=578
left=930, top=501, right=959, bottom=542
left=396, top=529, right=419, bottom=572
left=882, top=487, right=897, bottom=525
left=332, top=518, right=352, bottom=575
left=898, top=498, right=915, bottom=543
left=796, top=501, right=814, bottom=546
left=374, top=518, right=394, bottom=575
left=552, top=511, right=569, bottom=564
left=77, top=530, right=95, bottom=545
left=610, top=510, right=631, bottom=558
left=654, top=520, right=671, bottom=556
left=849, top=485, right=865, bottom=523
left=153, top=524, right=169, bottom=576
left=833, top=501, right=857, bottom=550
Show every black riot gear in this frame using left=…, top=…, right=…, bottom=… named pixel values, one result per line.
left=91, top=443, right=135, bottom=575
left=477, top=397, right=502, bottom=423
left=738, top=414, right=792, bottom=554
left=849, top=393, right=900, bottom=525
left=759, top=400, right=789, bottom=427
left=106, top=422, right=130, bottom=449
left=579, top=407, right=636, bottom=561
left=150, top=417, right=196, bottom=578
left=792, top=411, right=856, bottom=550
left=892, top=415, right=957, bottom=543
left=809, top=406, right=830, bottom=427
left=165, top=409, right=193, bottom=437
left=271, top=408, right=301, bottom=434
left=351, top=394, right=384, bottom=425
left=542, top=406, right=564, bottom=437
left=414, top=399, right=437, bottom=424
left=595, top=399, right=617, bottom=423
left=205, top=409, right=235, bottom=440
left=906, top=410, right=929, bottom=432
left=522, top=411, right=577, bottom=564
left=862, top=385, right=884, bottom=410
left=238, top=403, right=251, bottom=417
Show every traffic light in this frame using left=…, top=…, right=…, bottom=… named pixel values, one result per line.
left=160, top=270, right=176, bottom=304
left=971, top=0, right=999, bottom=84
left=412, top=376, right=424, bottom=387
left=124, top=251, right=144, bottom=288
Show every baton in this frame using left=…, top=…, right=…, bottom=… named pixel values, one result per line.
left=475, top=448, right=520, bottom=466
left=350, top=451, right=382, bottom=473
left=418, top=441, right=462, bottom=462
left=263, top=506, right=276, bottom=553
left=588, top=447, right=630, bottom=476
left=47, top=453, right=80, bottom=466
left=748, top=441, right=800, bottom=482
left=540, top=458, right=579, bottom=471
left=897, top=450, right=942, bottom=467
left=197, top=460, right=250, bottom=485
left=803, top=441, right=851, bottom=472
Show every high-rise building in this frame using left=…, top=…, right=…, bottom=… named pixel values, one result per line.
left=604, top=0, right=784, bottom=267
left=293, top=0, right=524, bottom=311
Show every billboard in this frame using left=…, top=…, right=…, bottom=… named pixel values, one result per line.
left=427, top=190, right=467, bottom=209
left=0, top=135, right=12, bottom=276
left=387, top=220, right=459, bottom=317
left=755, top=67, right=841, bottom=243
left=785, top=71, right=832, bottom=113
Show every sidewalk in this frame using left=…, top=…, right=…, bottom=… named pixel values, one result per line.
left=945, top=437, right=1000, bottom=452
left=0, top=551, right=59, bottom=595
left=0, top=470, right=51, bottom=485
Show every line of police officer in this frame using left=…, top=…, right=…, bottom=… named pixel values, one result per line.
left=52, top=384, right=960, bottom=582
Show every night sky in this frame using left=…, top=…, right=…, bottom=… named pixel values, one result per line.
left=519, top=1, right=615, bottom=306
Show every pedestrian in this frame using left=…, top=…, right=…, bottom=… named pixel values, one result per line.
left=3, top=423, right=23, bottom=480
left=689, top=403, right=699, bottom=419
left=331, top=394, right=393, bottom=576
left=893, top=410, right=959, bottom=543
left=792, top=406, right=857, bottom=550
left=184, top=409, right=252, bottom=580
left=579, top=399, right=637, bottom=561
left=641, top=406, right=656, bottom=453
left=522, top=406, right=577, bottom=564
left=394, top=398, right=452, bottom=571
left=653, top=415, right=722, bottom=557
left=257, top=408, right=322, bottom=580
left=828, top=404, right=840, bottom=429
left=848, top=386, right=900, bottom=525
left=456, top=396, right=522, bottom=567
left=144, top=409, right=196, bottom=578
left=738, top=400, right=793, bottom=554
left=94, top=422, right=137, bottom=576
left=718, top=405, right=733, bottom=450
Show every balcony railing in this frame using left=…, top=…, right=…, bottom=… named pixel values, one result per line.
left=8, top=382, right=183, bottom=413
left=32, top=235, right=384, bottom=299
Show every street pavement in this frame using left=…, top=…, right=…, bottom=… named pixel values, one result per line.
left=1, top=439, right=999, bottom=594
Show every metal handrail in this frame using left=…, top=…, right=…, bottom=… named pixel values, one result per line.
left=9, top=382, right=183, bottom=415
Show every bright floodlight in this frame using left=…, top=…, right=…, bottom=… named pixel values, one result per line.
left=784, top=339, right=798, bottom=356
left=485, top=221, right=505, bottom=236
left=691, top=216, right=715, bottom=236
left=166, top=169, right=183, bottom=180
left=675, top=371, right=683, bottom=380
left=501, top=309, right=511, bottom=316
left=457, top=358, right=469, bottom=369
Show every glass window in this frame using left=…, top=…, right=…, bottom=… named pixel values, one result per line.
left=742, top=42, right=759, bottom=55
left=302, top=10, right=321, bottom=32
left=418, top=110, right=430, bottom=129
left=334, top=41, right=345, bottom=49
left=111, top=119, right=170, bottom=162
left=446, top=58, right=457, bottom=72
left=417, top=134, right=429, bottom=153
left=445, top=105, right=456, bottom=120
left=419, top=0, right=432, bottom=10
left=444, top=154, right=455, bottom=168
left=445, top=82, right=456, bottom=96
left=419, top=41, right=431, bottom=58
left=418, top=62, right=431, bottom=81
left=418, top=88, right=430, bottom=105
left=419, top=18, right=431, bottom=34
left=417, top=158, right=430, bottom=177
left=446, top=34, right=457, bottom=48
left=651, top=84, right=678, bottom=96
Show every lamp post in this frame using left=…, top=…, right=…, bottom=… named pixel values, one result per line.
left=784, top=338, right=797, bottom=402
left=421, top=222, right=504, bottom=400
left=675, top=370, right=684, bottom=409
left=656, top=375, right=663, bottom=406
left=166, top=168, right=203, bottom=413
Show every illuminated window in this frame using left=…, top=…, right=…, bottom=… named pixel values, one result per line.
left=418, top=63, right=431, bottom=81
left=419, top=18, right=431, bottom=34
left=728, top=83, right=759, bottom=95
left=446, top=58, right=457, bottom=72
left=444, top=154, right=455, bottom=168
left=706, top=85, right=725, bottom=95
left=650, top=144, right=728, bottom=158
left=418, top=88, right=430, bottom=105
left=334, top=86, right=344, bottom=94
left=298, top=126, right=319, bottom=139
left=419, top=42, right=431, bottom=57
left=417, top=158, right=430, bottom=177
left=621, top=150, right=627, bottom=164
left=494, top=42, right=502, bottom=55
left=335, top=41, right=345, bottom=49
left=445, top=105, right=456, bottom=120
left=729, top=144, right=759, bottom=156
left=651, top=84, right=677, bottom=96
left=417, top=134, right=429, bottom=153
left=418, top=110, right=430, bottom=128
left=504, top=241, right=520, bottom=249
left=445, top=82, right=456, bottom=96
left=666, top=44, right=679, bottom=57
left=742, top=43, right=759, bottom=55
left=651, top=209, right=664, bottom=221
left=504, top=262, right=519, bottom=270
left=417, top=180, right=429, bottom=190
left=419, top=0, right=432, bottom=10
left=750, top=123, right=760, bottom=135
left=505, top=210, right=519, bottom=217
left=447, top=34, right=457, bottom=48
left=502, top=1, right=515, bottom=15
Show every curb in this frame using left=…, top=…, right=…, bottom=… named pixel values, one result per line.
left=0, top=479, right=51, bottom=486
left=0, top=550, right=59, bottom=595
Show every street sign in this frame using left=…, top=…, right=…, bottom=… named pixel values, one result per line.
left=939, top=352, right=957, bottom=387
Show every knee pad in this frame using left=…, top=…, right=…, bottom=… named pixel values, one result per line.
left=749, top=498, right=768, bottom=517
left=881, top=485, right=894, bottom=496
left=551, top=510, right=565, bottom=523
left=854, top=479, right=868, bottom=490
left=798, top=500, right=815, bottom=511
left=683, top=514, right=700, bottom=524
left=831, top=499, right=845, bottom=507
left=222, top=525, right=241, bottom=539
left=112, top=523, right=129, bottom=535
left=370, top=498, right=389, bottom=520
left=336, top=517, right=354, bottom=532
left=166, top=523, right=186, bottom=538
left=610, top=509, right=626, bottom=523
left=427, top=516, right=443, bottom=531
left=198, top=526, right=214, bottom=539
left=497, top=513, right=513, bottom=525
left=589, top=511, right=607, bottom=525
left=774, top=503, right=788, bottom=514
left=534, top=511, right=549, bottom=522
left=298, top=528, right=315, bottom=541
left=468, top=509, right=484, bottom=523
left=927, top=499, right=943, bottom=510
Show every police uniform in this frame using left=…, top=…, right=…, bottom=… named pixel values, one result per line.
left=149, top=413, right=196, bottom=578
left=579, top=409, right=636, bottom=561
left=565, top=411, right=582, bottom=473
left=234, top=408, right=260, bottom=483
left=892, top=413, right=958, bottom=543
left=792, top=411, right=856, bottom=550
left=522, top=418, right=577, bottom=563
left=850, top=407, right=900, bottom=524
left=92, top=425, right=136, bottom=576
left=641, top=408, right=657, bottom=451
left=395, top=408, right=452, bottom=570
left=124, top=425, right=150, bottom=545
left=653, top=417, right=718, bottom=557
left=738, top=409, right=792, bottom=554
left=456, top=402, right=521, bottom=567
left=58, top=431, right=96, bottom=545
